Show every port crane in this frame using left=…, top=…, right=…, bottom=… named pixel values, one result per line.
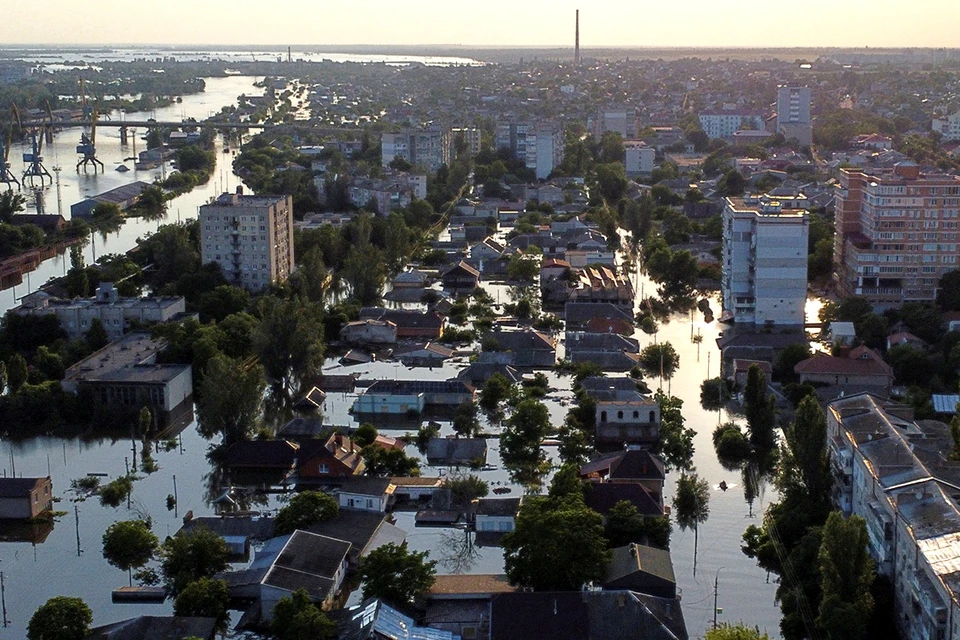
left=22, top=102, right=53, bottom=186
left=0, top=106, right=20, bottom=190
left=76, top=101, right=103, bottom=173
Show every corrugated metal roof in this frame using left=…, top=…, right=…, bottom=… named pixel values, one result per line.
left=933, top=395, right=960, bottom=414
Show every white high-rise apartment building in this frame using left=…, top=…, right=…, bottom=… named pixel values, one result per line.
left=698, top=110, right=766, bottom=139
left=722, top=195, right=809, bottom=326
left=199, top=190, right=295, bottom=292
left=495, top=122, right=565, bottom=180
left=776, top=85, right=811, bottom=129
left=381, top=128, right=449, bottom=172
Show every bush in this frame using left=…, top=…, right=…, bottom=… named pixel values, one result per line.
left=100, top=475, right=134, bottom=507
left=713, top=423, right=751, bottom=463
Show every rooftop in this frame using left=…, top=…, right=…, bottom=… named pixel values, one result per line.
left=63, top=332, right=189, bottom=385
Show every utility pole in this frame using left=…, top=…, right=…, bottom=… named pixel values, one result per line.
left=74, top=503, right=82, bottom=556
left=713, top=568, right=724, bottom=628
left=1, top=571, right=8, bottom=627
left=53, top=166, right=62, bottom=216
left=172, top=474, right=178, bottom=518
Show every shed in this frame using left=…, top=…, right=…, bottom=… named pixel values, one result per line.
left=0, top=477, right=52, bottom=520
left=603, top=543, right=677, bottom=598
left=426, top=438, right=487, bottom=466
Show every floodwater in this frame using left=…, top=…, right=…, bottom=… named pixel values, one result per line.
left=0, top=74, right=261, bottom=312
left=0, top=73, right=783, bottom=638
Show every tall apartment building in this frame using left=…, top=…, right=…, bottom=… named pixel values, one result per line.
left=593, top=106, right=636, bottom=140
left=827, top=393, right=960, bottom=640
left=199, top=191, right=295, bottom=292
left=698, top=110, right=766, bottom=139
left=449, top=126, right=482, bottom=158
left=624, top=143, right=655, bottom=176
left=932, top=111, right=960, bottom=140
left=381, top=128, right=449, bottom=172
left=495, top=122, right=565, bottom=180
left=834, top=164, right=960, bottom=309
left=722, top=195, right=809, bottom=326
left=776, top=85, right=813, bottom=146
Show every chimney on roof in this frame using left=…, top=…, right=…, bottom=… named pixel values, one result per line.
left=236, top=185, right=244, bottom=196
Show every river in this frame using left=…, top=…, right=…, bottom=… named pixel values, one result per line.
left=0, top=74, right=261, bottom=312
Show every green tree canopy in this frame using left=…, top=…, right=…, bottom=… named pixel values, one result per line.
left=173, top=577, right=230, bottom=633
left=102, top=519, right=159, bottom=585
left=196, top=353, right=266, bottom=444
left=27, top=596, right=92, bottom=640
left=479, top=372, right=515, bottom=415
left=706, top=624, right=771, bottom=640
left=275, top=491, right=339, bottom=536
left=816, top=512, right=875, bottom=639
left=500, top=398, right=551, bottom=468
left=255, top=296, right=326, bottom=394
left=358, top=543, right=437, bottom=606
left=639, top=342, right=680, bottom=386
left=744, top=364, right=776, bottom=452
left=502, top=495, right=611, bottom=591
left=271, top=588, right=336, bottom=640
left=159, top=525, right=229, bottom=594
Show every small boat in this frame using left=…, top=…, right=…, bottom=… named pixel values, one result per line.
left=492, top=487, right=512, bottom=495
left=116, top=164, right=130, bottom=173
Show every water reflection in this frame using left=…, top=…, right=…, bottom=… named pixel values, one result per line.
left=436, top=528, right=480, bottom=574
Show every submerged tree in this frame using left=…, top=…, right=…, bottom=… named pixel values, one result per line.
left=196, top=353, right=266, bottom=444
left=102, top=519, right=159, bottom=586
left=816, top=512, right=875, bottom=639
left=674, top=469, right=710, bottom=569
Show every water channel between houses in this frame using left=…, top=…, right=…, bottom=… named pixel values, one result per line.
left=0, top=73, right=792, bottom=638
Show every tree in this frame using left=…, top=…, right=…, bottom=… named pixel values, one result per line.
left=744, top=364, right=776, bottom=452
left=90, top=201, right=124, bottom=234
left=275, top=491, right=339, bottom=536
left=173, top=578, right=230, bottom=633
left=358, top=543, right=437, bottom=605
left=361, top=444, right=421, bottom=477
left=506, top=254, right=540, bottom=282
left=773, top=343, right=811, bottom=382
left=353, top=423, right=378, bottom=447
left=479, top=372, right=514, bottom=415
left=604, top=499, right=671, bottom=549
left=102, top=520, right=159, bottom=585
left=594, top=163, right=628, bottom=202
left=342, top=243, right=386, bottom=305
left=706, top=624, right=771, bottom=640
left=159, top=525, right=229, bottom=594
left=674, top=470, right=710, bottom=559
left=255, top=296, right=325, bottom=394
left=196, top=354, right=266, bottom=444
left=937, top=269, right=960, bottom=311
left=452, top=401, right=481, bottom=437
left=135, top=184, right=168, bottom=220
left=656, top=392, right=695, bottom=471
left=197, top=285, right=249, bottom=323
left=271, top=588, right=336, bottom=640
left=447, top=474, right=489, bottom=510
left=816, top=512, right=875, bottom=639
left=700, top=377, right=730, bottom=410
left=84, top=318, right=109, bottom=351
left=0, top=190, right=25, bottom=224
left=500, top=398, right=551, bottom=468
left=782, top=396, right=830, bottom=507
left=65, top=245, right=89, bottom=299
left=27, top=596, right=92, bottom=640
left=639, top=342, right=680, bottom=388
left=99, top=475, right=134, bottom=507
left=717, top=169, right=746, bottom=196
left=502, top=495, right=611, bottom=591
left=6, top=353, right=27, bottom=393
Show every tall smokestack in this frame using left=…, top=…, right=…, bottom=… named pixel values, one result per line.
left=575, top=10, right=580, bottom=65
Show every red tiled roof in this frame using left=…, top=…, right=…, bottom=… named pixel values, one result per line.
left=795, top=347, right=893, bottom=378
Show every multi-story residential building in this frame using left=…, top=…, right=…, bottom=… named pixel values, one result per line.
left=933, top=111, right=960, bottom=140
left=495, top=122, right=564, bottom=180
left=449, top=126, right=482, bottom=157
left=827, top=393, right=960, bottom=640
left=721, top=195, right=809, bottom=326
left=775, top=85, right=813, bottom=147
left=199, top=191, right=295, bottom=292
left=833, top=164, right=960, bottom=309
left=593, top=106, right=636, bottom=140
left=381, top=128, right=449, bottom=172
left=346, top=172, right=427, bottom=214
left=698, top=110, right=766, bottom=139
left=624, top=142, right=655, bottom=176
left=14, top=282, right=185, bottom=340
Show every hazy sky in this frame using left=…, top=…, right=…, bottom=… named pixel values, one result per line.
left=2, top=0, right=960, bottom=48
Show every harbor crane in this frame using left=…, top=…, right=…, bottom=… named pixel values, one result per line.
left=0, top=106, right=20, bottom=190
left=22, top=103, right=53, bottom=186
left=76, top=101, right=103, bottom=173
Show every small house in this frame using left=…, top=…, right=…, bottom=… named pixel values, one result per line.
left=604, top=543, right=677, bottom=599
left=474, top=497, right=522, bottom=534
left=426, top=437, right=487, bottom=466
left=338, top=598, right=460, bottom=640
left=579, top=448, right=665, bottom=500
left=86, top=616, right=217, bottom=640
left=794, top=345, right=894, bottom=394
left=178, top=515, right=276, bottom=557
left=441, top=260, right=481, bottom=292
left=0, top=477, right=52, bottom=520
left=340, top=320, right=398, bottom=345
left=296, top=434, right=365, bottom=483
left=336, top=477, right=396, bottom=513
left=732, top=359, right=772, bottom=388
left=584, top=482, right=664, bottom=518
left=219, top=530, right=351, bottom=620
left=395, top=342, right=454, bottom=367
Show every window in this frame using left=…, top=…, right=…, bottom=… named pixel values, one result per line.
left=318, top=464, right=329, bottom=474
left=600, top=411, right=607, bottom=422
left=633, top=411, right=639, bottom=419
left=617, top=411, right=623, bottom=420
